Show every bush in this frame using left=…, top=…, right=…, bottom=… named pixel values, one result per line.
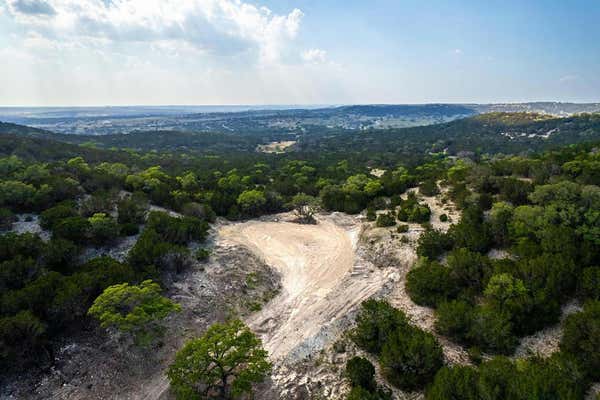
left=195, top=248, right=211, bottom=262
left=397, top=224, right=409, bottom=233
left=366, top=208, right=376, bottom=221
left=560, top=300, right=600, bottom=380
left=469, top=306, right=518, bottom=354
left=406, top=259, right=456, bottom=307
left=380, top=325, right=444, bottom=391
left=435, top=300, right=474, bottom=342
left=419, top=180, right=440, bottom=197
left=53, top=216, right=90, bottom=244
left=376, top=212, right=396, bottom=227
left=40, top=203, right=78, bottom=230
left=0, top=310, right=47, bottom=369
left=446, top=248, right=493, bottom=296
left=42, top=238, right=79, bottom=273
left=351, top=299, right=408, bottom=354
left=346, top=357, right=376, bottom=391
left=119, top=222, right=140, bottom=236
left=88, top=213, right=120, bottom=245
left=117, top=194, right=148, bottom=225
left=408, top=204, right=431, bottom=223
left=578, top=267, right=600, bottom=301
left=0, top=232, right=45, bottom=262
left=0, top=208, right=16, bottom=230
left=416, top=229, right=453, bottom=259
left=439, top=214, right=448, bottom=222
left=426, top=365, right=479, bottom=400
left=146, top=211, right=208, bottom=245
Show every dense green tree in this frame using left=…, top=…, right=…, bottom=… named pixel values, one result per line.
left=88, top=280, right=181, bottom=346
left=237, top=190, right=267, bottom=217
left=167, top=319, right=271, bottom=400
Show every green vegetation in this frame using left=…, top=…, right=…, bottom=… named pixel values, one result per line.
left=167, top=319, right=271, bottom=400
left=88, top=280, right=181, bottom=346
left=1, top=114, right=600, bottom=396
left=351, top=300, right=444, bottom=391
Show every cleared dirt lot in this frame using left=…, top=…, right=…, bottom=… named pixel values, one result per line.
left=220, top=214, right=390, bottom=361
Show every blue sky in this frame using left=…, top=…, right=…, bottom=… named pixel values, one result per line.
left=0, top=0, right=598, bottom=105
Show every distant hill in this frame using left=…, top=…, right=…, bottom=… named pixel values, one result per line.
left=3, top=113, right=600, bottom=164
left=296, top=112, right=600, bottom=164
left=3, top=102, right=599, bottom=136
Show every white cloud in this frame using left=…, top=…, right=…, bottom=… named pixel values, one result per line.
left=302, top=48, right=327, bottom=64
left=453, top=48, right=463, bottom=55
left=5, top=0, right=305, bottom=64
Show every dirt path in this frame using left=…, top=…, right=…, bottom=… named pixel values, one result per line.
left=220, top=214, right=389, bottom=361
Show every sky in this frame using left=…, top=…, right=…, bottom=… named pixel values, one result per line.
left=0, top=0, right=599, bottom=106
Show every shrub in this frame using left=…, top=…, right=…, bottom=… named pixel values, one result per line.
left=366, top=208, right=377, bottom=221
left=146, top=211, right=208, bottom=245
left=53, top=216, right=90, bottom=244
left=380, top=325, right=444, bottom=391
left=469, top=306, right=518, bottom=354
left=560, top=300, right=600, bottom=380
left=346, top=357, right=376, bottom=391
left=88, top=213, right=120, bottom=245
left=376, top=212, right=396, bottom=227
left=117, top=195, right=148, bottom=225
left=351, top=299, right=408, bottom=354
left=419, top=180, right=440, bottom=197
left=119, top=222, right=140, bottom=236
left=397, top=224, right=409, bottom=233
left=0, top=208, right=16, bottom=230
left=435, top=300, right=474, bottom=342
left=416, top=229, right=453, bottom=259
left=0, top=311, right=47, bottom=369
left=426, top=365, right=479, bottom=400
left=196, top=248, right=211, bottom=262
left=42, top=238, right=79, bottom=273
left=439, top=214, right=448, bottom=222
left=40, top=203, right=78, bottom=230
left=406, top=259, right=456, bottom=307
left=578, top=267, right=600, bottom=301
left=446, top=248, right=493, bottom=296
left=408, top=204, right=431, bottom=223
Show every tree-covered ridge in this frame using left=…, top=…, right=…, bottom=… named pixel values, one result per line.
left=472, top=111, right=556, bottom=125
